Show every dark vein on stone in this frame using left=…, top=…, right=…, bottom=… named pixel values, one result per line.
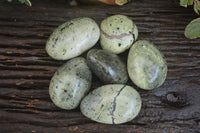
left=101, top=24, right=135, bottom=39
left=133, top=33, right=135, bottom=41
left=111, top=85, right=126, bottom=124
left=60, top=23, right=73, bottom=32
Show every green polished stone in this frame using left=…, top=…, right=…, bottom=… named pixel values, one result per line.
left=46, top=17, right=100, bottom=60
left=80, top=84, right=142, bottom=124
left=49, top=57, right=92, bottom=110
left=87, top=49, right=128, bottom=84
left=127, top=40, right=167, bottom=90
left=100, top=15, right=138, bottom=54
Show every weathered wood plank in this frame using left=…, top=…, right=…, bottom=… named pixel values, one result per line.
left=0, top=0, right=200, bottom=132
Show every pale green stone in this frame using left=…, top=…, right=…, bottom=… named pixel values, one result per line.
left=100, top=15, right=138, bottom=54
left=49, top=57, right=92, bottom=110
left=80, top=84, right=142, bottom=124
left=46, top=17, right=100, bottom=60
left=127, top=40, right=167, bottom=90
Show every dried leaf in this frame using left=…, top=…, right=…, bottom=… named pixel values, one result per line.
left=185, top=18, right=200, bottom=39
left=99, top=0, right=116, bottom=5
left=79, top=0, right=130, bottom=5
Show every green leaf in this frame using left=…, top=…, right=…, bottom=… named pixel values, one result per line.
left=9, top=0, right=32, bottom=6
left=24, top=0, right=31, bottom=6
left=185, top=18, right=200, bottom=39
left=188, top=0, right=194, bottom=5
left=18, top=0, right=25, bottom=4
left=194, top=0, right=200, bottom=14
left=180, top=0, right=188, bottom=7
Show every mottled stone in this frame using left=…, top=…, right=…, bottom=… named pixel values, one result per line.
left=87, top=49, right=128, bottom=84
left=127, top=40, right=167, bottom=90
left=49, top=57, right=92, bottom=110
left=100, top=15, right=138, bottom=54
left=80, top=84, right=142, bottom=124
left=46, top=17, right=100, bottom=60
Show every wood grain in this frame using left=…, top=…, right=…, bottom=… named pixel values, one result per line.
left=0, top=0, right=200, bottom=132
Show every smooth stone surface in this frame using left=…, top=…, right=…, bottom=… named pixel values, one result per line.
left=80, top=84, right=142, bottom=124
left=49, top=57, right=92, bottom=110
left=127, top=40, right=167, bottom=90
left=46, top=17, right=100, bottom=60
left=100, top=15, right=138, bottom=54
left=87, top=49, right=128, bottom=84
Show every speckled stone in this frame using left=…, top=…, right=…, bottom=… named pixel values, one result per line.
left=127, top=40, right=167, bottom=90
left=80, top=84, right=142, bottom=124
left=87, top=49, right=128, bottom=84
left=100, top=15, right=138, bottom=54
left=46, top=17, right=100, bottom=60
left=49, top=57, right=92, bottom=110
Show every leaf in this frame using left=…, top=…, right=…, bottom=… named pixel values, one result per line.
left=99, top=0, right=116, bottom=5
left=185, top=18, right=200, bottom=39
left=188, top=0, right=194, bottom=5
left=11, top=0, right=32, bottom=6
left=24, top=0, right=32, bottom=6
left=194, top=0, right=200, bottom=14
left=18, top=0, right=25, bottom=4
left=180, top=0, right=188, bottom=7
left=115, top=0, right=128, bottom=5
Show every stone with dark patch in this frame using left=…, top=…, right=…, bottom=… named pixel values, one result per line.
left=127, top=40, right=167, bottom=90
left=46, top=17, right=100, bottom=60
left=80, top=84, right=142, bottom=124
left=87, top=49, right=128, bottom=84
left=100, top=15, right=138, bottom=54
left=49, top=57, right=92, bottom=110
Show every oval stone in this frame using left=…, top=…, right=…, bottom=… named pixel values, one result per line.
left=46, top=17, right=100, bottom=60
left=100, top=15, right=138, bottom=54
left=127, top=40, right=167, bottom=90
left=49, top=57, right=92, bottom=110
left=87, top=49, right=128, bottom=84
left=80, top=84, right=142, bottom=124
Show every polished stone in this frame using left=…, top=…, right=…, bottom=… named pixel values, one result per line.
left=87, top=49, right=128, bottom=84
left=100, top=15, right=138, bottom=54
left=49, top=57, right=92, bottom=110
left=127, top=40, right=167, bottom=90
left=46, top=17, right=100, bottom=60
left=80, top=84, right=142, bottom=124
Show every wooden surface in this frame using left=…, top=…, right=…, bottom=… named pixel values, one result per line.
left=0, top=0, right=200, bottom=132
